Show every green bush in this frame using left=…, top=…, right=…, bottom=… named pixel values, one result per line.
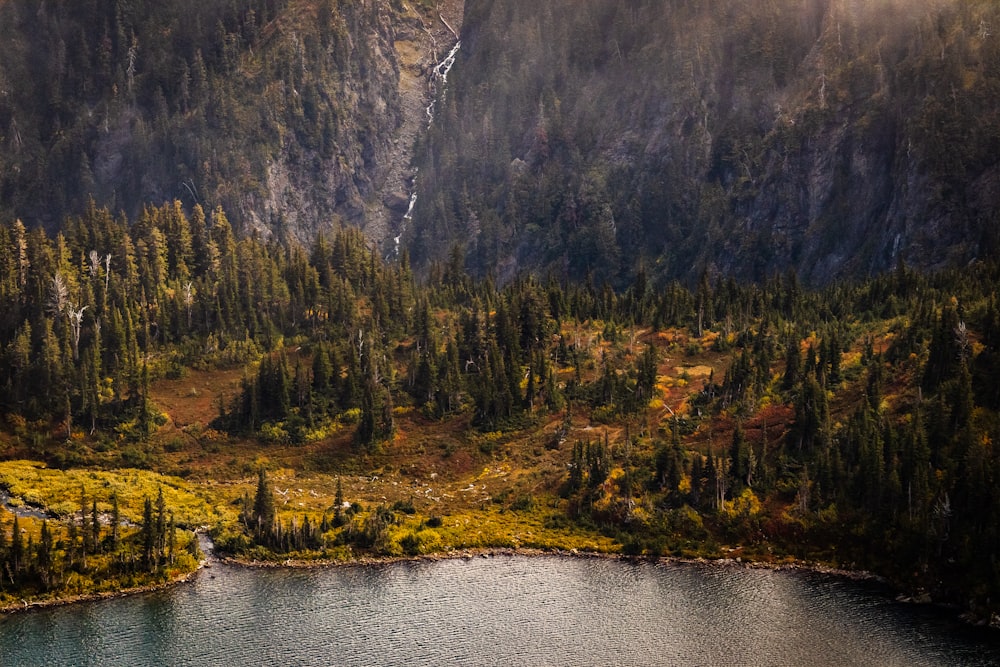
left=510, top=493, right=535, bottom=512
left=392, top=498, right=417, bottom=514
left=401, top=532, right=421, bottom=556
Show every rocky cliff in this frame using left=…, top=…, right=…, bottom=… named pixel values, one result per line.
left=0, top=0, right=459, bottom=245
left=408, top=0, right=1000, bottom=286
left=1, top=0, right=997, bottom=286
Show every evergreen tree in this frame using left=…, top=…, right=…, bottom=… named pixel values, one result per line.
left=635, top=343, right=658, bottom=407
left=782, top=335, right=801, bottom=391
left=37, top=520, right=54, bottom=590
left=729, top=423, right=751, bottom=493
left=110, top=493, right=121, bottom=551
left=11, top=514, right=23, bottom=574
left=155, top=487, right=166, bottom=564
left=252, top=468, right=276, bottom=534
left=142, top=496, right=155, bottom=570
left=334, top=477, right=345, bottom=527
left=312, top=343, right=332, bottom=398
left=793, top=375, right=829, bottom=453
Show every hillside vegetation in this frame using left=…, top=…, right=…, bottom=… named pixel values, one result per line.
left=2, top=0, right=998, bottom=287
left=0, top=202, right=998, bottom=618
left=411, top=0, right=1000, bottom=285
left=0, top=0, right=404, bottom=240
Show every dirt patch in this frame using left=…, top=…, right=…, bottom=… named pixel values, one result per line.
left=149, top=367, right=244, bottom=429
left=676, top=364, right=714, bottom=377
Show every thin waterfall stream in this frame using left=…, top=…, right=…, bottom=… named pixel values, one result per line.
left=394, top=27, right=461, bottom=257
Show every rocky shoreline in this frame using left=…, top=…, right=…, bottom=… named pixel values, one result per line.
left=225, top=546, right=1000, bottom=629
left=224, top=545, right=881, bottom=581
left=6, top=543, right=998, bottom=630
left=0, top=566, right=203, bottom=615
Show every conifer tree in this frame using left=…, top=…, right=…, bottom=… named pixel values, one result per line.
left=142, top=496, right=155, bottom=570
left=729, top=424, right=751, bottom=492
left=635, top=343, right=658, bottom=407
left=782, top=335, right=801, bottom=391
left=252, top=468, right=276, bottom=534
left=81, top=489, right=91, bottom=569
left=37, top=520, right=54, bottom=590
left=91, top=498, right=100, bottom=555
left=312, top=343, right=332, bottom=397
left=155, top=487, right=167, bottom=563
left=110, top=493, right=121, bottom=551
left=11, top=514, right=23, bottom=574
left=334, top=477, right=345, bottom=527
left=167, top=512, right=176, bottom=565
left=0, top=514, right=7, bottom=559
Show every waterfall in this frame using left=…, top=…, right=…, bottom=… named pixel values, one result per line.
left=398, top=39, right=461, bottom=256
left=436, top=40, right=461, bottom=85
left=395, top=187, right=418, bottom=255
left=425, top=40, right=462, bottom=128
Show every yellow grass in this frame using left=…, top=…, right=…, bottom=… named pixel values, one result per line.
left=0, top=460, right=218, bottom=526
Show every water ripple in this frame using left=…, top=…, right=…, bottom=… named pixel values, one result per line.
left=1, top=556, right=998, bottom=666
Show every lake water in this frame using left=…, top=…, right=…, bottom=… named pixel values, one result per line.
left=1, top=555, right=998, bottom=666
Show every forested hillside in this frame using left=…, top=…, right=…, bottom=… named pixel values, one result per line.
left=0, top=0, right=405, bottom=241
left=1, top=0, right=999, bottom=620
left=2, top=0, right=998, bottom=288
left=410, top=0, right=1000, bottom=286
left=1, top=203, right=999, bottom=615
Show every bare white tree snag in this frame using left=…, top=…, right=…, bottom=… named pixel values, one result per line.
left=183, top=281, right=195, bottom=330
left=48, top=273, right=69, bottom=317
left=89, top=250, right=101, bottom=278
left=127, top=37, right=138, bottom=96
left=955, top=321, right=970, bottom=362
left=68, top=305, right=88, bottom=361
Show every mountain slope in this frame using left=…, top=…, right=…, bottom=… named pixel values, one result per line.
left=0, top=0, right=455, bottom=243
left=408, top=0, right=1000, bottom=286
left=1, top=0, right=998, bottom=287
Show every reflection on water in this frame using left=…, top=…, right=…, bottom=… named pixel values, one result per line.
left=1, top=556, right=998, bottom=666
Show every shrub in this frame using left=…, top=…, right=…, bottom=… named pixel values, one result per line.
left=621, top=536, right=644, bottom=556
left=259, top=422, right=290, bottom=445
left=164, top=437, right=185, bottom=453
left=339, top=408, right=361, bottom=425
left=510, top=493, right=535, bottom=512
left=392, top=498, right=416, bottom=514
left=401, top=532, right=421, bottom=556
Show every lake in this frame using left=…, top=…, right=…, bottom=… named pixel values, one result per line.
left=1, top=554, right=998, bottom=666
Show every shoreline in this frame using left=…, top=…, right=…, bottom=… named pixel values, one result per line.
left=223, top=544, right=885, bottom=583
left=7, top=544, right=995, bottom=629
left=0, top=566, right=204, bottom=616
left=0, top=544, right=875, bottom=616
left=218, top=547, right=997, bottom=628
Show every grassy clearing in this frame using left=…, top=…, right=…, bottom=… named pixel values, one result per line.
left=388, top=506, right=619, bottom=556
left=0, top=463, right=206, bottom=610
left=0, top=324, right=739, bottom=572
left=0, top=461, right=219, bottom=527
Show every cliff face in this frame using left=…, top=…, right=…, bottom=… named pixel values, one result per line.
left=0, top=0, right=453, bottom=243
left=1, top=0, right=997, bottom=286
left=408, top=0, right=1000, bottom=286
